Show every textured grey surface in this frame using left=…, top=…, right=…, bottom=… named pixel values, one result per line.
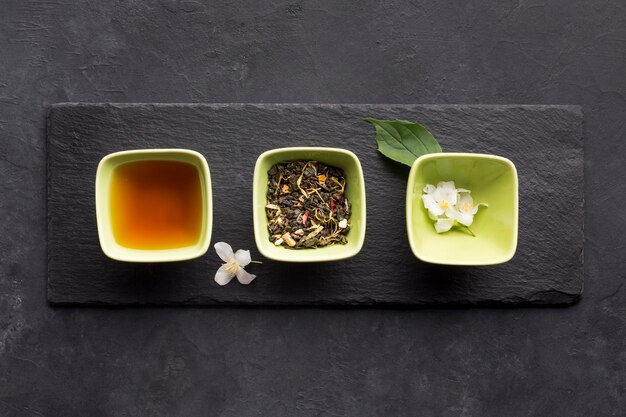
left=48, top=103, right=583, bottom=306
left=1, top=0, right=625, bottom=415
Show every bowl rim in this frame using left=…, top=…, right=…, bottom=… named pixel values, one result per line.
left=405, top=152, right=519, bottom=266
left=252, top=146, right=366, bottom=262
left=95, top=148, right=213, bottom=262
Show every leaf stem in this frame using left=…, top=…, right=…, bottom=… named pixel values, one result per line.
left=464, top=226, right=476, bottom=237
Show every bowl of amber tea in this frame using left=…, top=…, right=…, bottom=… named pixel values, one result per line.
left=95, top=149, right=212, bottom=262
left=252, top=147, right=366, bottom=262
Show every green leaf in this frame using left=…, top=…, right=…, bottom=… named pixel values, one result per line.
left=364, top=118, right=442, bottom=166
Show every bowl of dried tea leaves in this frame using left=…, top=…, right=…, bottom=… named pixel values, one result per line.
left=253, top=147, right=366, bottom=262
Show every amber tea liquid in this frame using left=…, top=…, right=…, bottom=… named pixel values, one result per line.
left=110, top=160, right=202, bottom=250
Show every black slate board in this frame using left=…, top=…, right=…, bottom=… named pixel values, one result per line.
left=47, top=103, right=583, bottom=306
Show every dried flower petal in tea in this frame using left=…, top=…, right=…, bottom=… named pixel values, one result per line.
left=266, top=161, right=351, bottom=249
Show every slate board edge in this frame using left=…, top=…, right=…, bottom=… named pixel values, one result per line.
left=47, top=292, right=581, bottom=307
left=48, top=102, right=584, bottom=115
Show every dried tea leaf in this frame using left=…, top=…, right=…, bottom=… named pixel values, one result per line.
left=302, top=225, right=324, bottom=242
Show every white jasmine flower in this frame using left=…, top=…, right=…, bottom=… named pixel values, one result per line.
left=421, top=181, right=486, bottom=235
left=450, top=192, right=488, bottom=227
left=214, top=242, right=256, bottom=286
left=422, top=181, right=459, bottom=218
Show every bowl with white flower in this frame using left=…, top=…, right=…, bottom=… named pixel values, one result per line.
left=405, top=153, right=518, bottom=265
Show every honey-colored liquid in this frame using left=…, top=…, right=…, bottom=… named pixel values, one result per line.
left=110, top=160, right=203, bottom=250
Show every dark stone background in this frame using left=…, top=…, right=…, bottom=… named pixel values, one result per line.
left=0, top=0, right=624, bottom=415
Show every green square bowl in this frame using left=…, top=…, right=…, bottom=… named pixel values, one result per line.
left=95, top=149, right=212, bottom=262
left=406, top=153, right=518, bottom=266
left=253, top=147, right=366, bottom=262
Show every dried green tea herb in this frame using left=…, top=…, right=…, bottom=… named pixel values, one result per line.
left=266, top=161, right=351, bottom=249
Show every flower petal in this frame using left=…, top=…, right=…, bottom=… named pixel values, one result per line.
left=214, top=265, right=235, bottom=286
left=460, top=192, right=473, bottom=203
left=423, top=184, right=436, bottom=194
left=423, top=194, right=444, bottom=216
left=456, top=212, right=474, bottom=226
left=236, top=267, right=256, bottom=285
left=214, top=242, right=234, bottom=262
left=457, top=193, right=474, bottom=211
left=445, top=206, right=458, bottom=219
left=234, top=249, right=251, bottom=267
left=471, top=202, right=488, bottom=214
left=422, top=194, right=435, bottom=208
left=434, top=182, right=458, bottom=206
left=447, top=206, right=473, bottom=226
left=437, top=181, right=457, bottom=191
left=435, top=218, right=455, bottom=233
left=428, top=205, right=445, bottom=217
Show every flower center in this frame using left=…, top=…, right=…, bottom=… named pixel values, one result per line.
left=439, top=200, right=450, bottom=210
left=460, top=202, right=472, bottom=213
left=224, top=261, right=239, bottom=275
